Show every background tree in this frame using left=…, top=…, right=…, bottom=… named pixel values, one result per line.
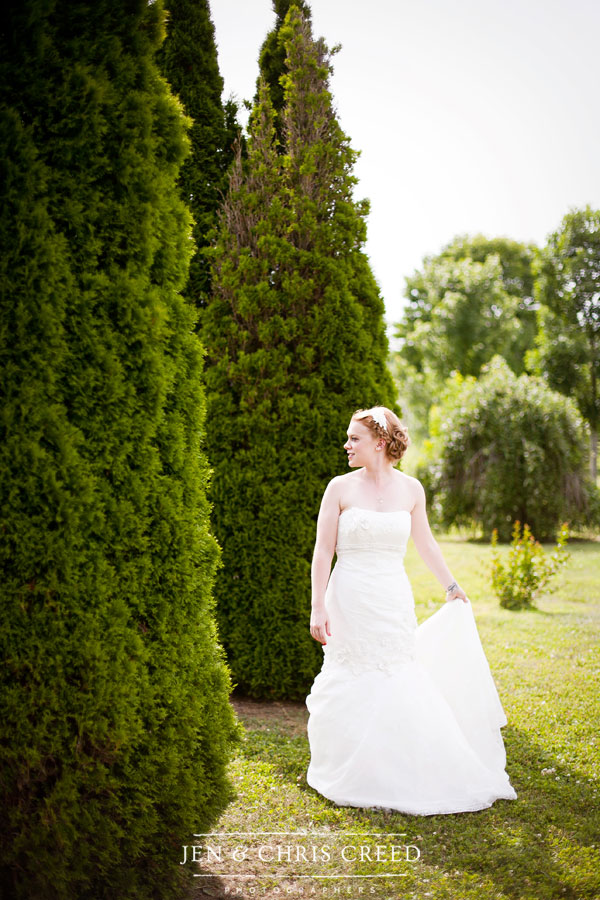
left=157, top=0, right=240, bottom=308
left=440, top=234, right=538, bottom=372
left=396, top=235, right=537, bottom=379
left=0, top=2, right=237, bottom=897
left=528, top=206, right=600, bottom=479
left=203, top=7, right=396, bottom=700
left=418, top=357, right=595, bottom=541
left=392, top=235, right=538, bottom=450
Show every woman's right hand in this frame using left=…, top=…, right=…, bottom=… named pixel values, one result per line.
left=310, top=605, right=331, bottom=645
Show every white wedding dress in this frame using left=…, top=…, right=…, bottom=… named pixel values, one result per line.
left=305, top=507, right=518, bottom=815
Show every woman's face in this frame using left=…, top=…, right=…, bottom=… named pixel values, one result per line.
left=343, top=418, right=379, bottom=467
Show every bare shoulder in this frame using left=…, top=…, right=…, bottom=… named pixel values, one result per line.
left=325, top=473, right=352, bottom=487
left=394, top=470, right=425, bottom=506
left=323, top=471, right=360, bottom=510
left=330, top=471, right=363, bottom=485
left=322, top=473, right=347, bottom=500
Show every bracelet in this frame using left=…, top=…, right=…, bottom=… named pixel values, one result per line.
left=445, top=581, right=458, bottom=593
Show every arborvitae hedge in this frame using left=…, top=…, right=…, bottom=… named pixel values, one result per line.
left=203, top=8, right=396, bottom=700
left=158, top=0, right=239, bottom=307
left=0, top=2, right=238, bottom=897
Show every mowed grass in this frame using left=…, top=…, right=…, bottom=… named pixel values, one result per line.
left=187, top=537, right=600, bottom=900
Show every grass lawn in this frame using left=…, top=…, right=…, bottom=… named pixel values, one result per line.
left=185, top=536, right=600, bottom=900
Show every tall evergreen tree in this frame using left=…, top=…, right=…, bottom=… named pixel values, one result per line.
left=157, top=0, right=239, bottom=307
left=203, top=7, right=396, bottom=700
left=0, top=2, right=237, bottom=897
left=256, top=0, right=312, bottom=145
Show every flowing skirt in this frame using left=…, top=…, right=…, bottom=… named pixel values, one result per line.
left=305, top=555, right=517, bottom=815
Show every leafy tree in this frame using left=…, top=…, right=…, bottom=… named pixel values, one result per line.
left=397, top=235, right=538, bottom=379
left=419, top=357, right=595, bottom=541
left=0, top=1, right=238, bottom=897
left=529, top=206, right=600, bottom=479
left=445, top=235, right=539, bottom=372
left=203, top=7, right=396, bottom=699
left=392, top=235, right=538, bottom=447
left=157, top=0, right=240, bottom=308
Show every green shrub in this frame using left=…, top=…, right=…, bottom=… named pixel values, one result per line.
left=422, top=356, right=595, bottom=540
left=491, top=520, right=570, bottom=609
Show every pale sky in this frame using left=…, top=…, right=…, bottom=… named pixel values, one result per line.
left=210, top=0, right=600, bottom=337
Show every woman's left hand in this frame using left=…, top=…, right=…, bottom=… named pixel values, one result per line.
left=446, top=585, right=468, bottom=603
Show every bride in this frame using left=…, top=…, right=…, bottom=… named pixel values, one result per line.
left=306, top=406, right=517, bottom=815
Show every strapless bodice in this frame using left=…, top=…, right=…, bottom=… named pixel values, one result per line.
left=336, top=506, right=411, bottom=558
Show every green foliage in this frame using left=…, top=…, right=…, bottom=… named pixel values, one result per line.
left=256, top=0, right=313, bottom=146
left=157, top=0, right=240, bottom=307
left=392, top=236, right=538, bottom=448
left=203, top=8, right=396, bottom=700
left=420, top=357, right=595, bottom=541
left=0, top=1, right=238, bottom=897
left=527, top=206, right=600, bottom=478
left=396, top=234, right=538, bottom=379
left=490, top=521, right=570, bottom=610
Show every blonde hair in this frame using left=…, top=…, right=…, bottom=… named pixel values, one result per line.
left=352, top=407, right=409, bottom=463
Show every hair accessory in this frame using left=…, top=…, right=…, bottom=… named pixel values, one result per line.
left=356, top=406, right=388, bottom=432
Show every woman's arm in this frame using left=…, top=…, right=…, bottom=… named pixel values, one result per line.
left=310, top=477, right=341, bottom=644
left=410, top=479, right=468, bottom=603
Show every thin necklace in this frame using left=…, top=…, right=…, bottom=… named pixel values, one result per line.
left=373, top=475, right=395, bottom=505
left=361, top=467, right=395, bottom=506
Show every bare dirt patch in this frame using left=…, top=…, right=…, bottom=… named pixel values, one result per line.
left=231, top=693, right=309, bottom=737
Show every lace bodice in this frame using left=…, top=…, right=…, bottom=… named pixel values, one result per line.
left=322, top=507, right=417, bottom=675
